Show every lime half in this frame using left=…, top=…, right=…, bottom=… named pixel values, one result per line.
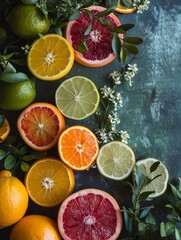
left=136, top=158, right=169, bottom=198
left=55, top=76, right=100, bottom=120
left=96, top=141, right=136, bottom=180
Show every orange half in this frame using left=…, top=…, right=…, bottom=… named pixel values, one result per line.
left=115, top=1, right=137, bottom=14
left=17, top=102, right=65, bottom=151
left=0, top=118, right=10, bottom=141
left=25, top=158, right=75, bottom=207
left=58, top=126, right=99, bottom=170
left=27, top=34, right=74, bottom=81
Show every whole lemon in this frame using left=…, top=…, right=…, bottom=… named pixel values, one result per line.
left=0, top=79, right=36, bottom=111
left=6, top=4, right=50, bottom=39
left=10, top=215, right=62, bottom=240
left=0, top=170, right=29, bottom=228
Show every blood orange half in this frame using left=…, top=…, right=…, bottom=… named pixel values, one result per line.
left=57, top=188, right=122, bottom=240
left=17, top=102, right=65, bottom=151
left=66, top=5, right=121, bottom=67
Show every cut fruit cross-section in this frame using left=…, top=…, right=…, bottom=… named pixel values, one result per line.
left=97, top=141, right=136, bottom=180
left=57, top=188, right=122, bottom=239
left=25, top=158, right=75, bottom=207
left=115, top=0, right=137, bottom=14
left=66, top=5, right=122, bottom=67
left=55, top=76, right=100, bottom=120
left=0, top=118, right=10, bottom=141
left=27, top=34, right=74, bottom=80
left=17, top=102, right=65, bottom=151
left=58, top=125, right=99, bottom=170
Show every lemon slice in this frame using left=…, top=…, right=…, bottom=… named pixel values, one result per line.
left=136, top=158, right=169, bottom=198
left=55, top=76, right=100, bottom=120
left=115, top=0, right=137, bottom=14
left=96, top=141, right=136, bottom=180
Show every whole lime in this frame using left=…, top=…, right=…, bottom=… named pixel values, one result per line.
left=0, top=79, right=36, bottom=111
left=6, top=5, right=50, bottom=39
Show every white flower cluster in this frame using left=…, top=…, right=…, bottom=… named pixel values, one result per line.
left=21, top=44, right=31, bottom=55
left=100, top=85, right=123, bottom=110
left=124, top=63, right=138, bottom=86
left=109, top=71, right=122, bottom=85
left=133, top=0, right=150, bottom=14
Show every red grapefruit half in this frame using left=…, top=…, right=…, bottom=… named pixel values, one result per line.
left=57, top=188, right=122, bottom=239
left=17, top=102, right=65, bottom=151
left=66, top=6, right=122, bottom=67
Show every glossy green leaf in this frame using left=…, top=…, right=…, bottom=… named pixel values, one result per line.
left=120, top=47, right=128, bottom=63
left=69, top=10, right=80, bottom=21
left=19, top=146, right=28, bottom=156
left=120, top=24, right=135, bottom=31
left=82, top=0, right=95, bottom=8
left=104, top=0, right=117, bottom=8
left=120, top=0, right=133, bottom=7
left=3, top=62, right=16, bottom=73
left=20, top=161, right=30, bottom=172
left=123, top=37, right=143, bottom=45
left=22, top=151, right=47, bottom=161
left=138, top=222, right=146, bottom=234
left=82, top=9, right=94, bottom=20
left=123, top=206, right=130, bottom=231
left=114, top=26, right=126, bottom=34
left=97, top=6, right=116, bottom=17
left=4, top=154, right=16, bottom=170
left=150, top=161, right=160, bottom=173
left=175, top=228, right=181, bottom=240
left=139, top=191, right=155, bottom=201
left=55, top=27, right=63, bottom=36
left=124, top=44, right=139, bottom=55
left=0, top=149, right=6, bottom=160
left=145, top=212, right=156, bottom=224
left=84, top=22, right=92, bottom=35
left=98, top=18, right=112, bottom=27
left=77, top=40, right=88, bottom=53
left=164, top=222, right=175, bottom=236
left=160, top=222, right=166, bottom=237
left=139, top=207, right=151, bottom=220
left=112, top=33, right=121, bottom=61
left=0, top=72, right=29, bottom=83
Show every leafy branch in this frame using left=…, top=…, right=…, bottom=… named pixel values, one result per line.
left=122, top=162, right=162, bottom=239
left=0, top=135, right=47, bottom=175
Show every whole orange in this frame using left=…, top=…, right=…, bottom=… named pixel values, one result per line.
left=0, top=170, right=28, bottom=228
left=10, top=215, right=62, bottom=240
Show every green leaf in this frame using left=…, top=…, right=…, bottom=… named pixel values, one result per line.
left=124, top=44, right=139, bottom=55
left=0, top=115, right=5, bottom=127
left=3, top=62, right=16, bottom=73
left=82, top=9, right=94, bottom=20
left=160, top=222, right=166, bottom=237
left=135, top=165, right=143, bottom=187
left=4, top=154, right=16, bottom=170
left=81, top=0, right=95, bottom=8
left=4, top=53, right=14, bottom=60
left=84, top=22, right=92, bottom=35
left=69, top=10, right=80, bottom=21
left=19, top=146, right=28, bottom=156
left=123, top=206, right=130, bottom=231
left=3, top=136, right=17, bottom=145
left=77, top=40, right=88, bottom=53
left=22, top=151, right=47, bottom=162
left=120, top=47, right=128, bottom=63
left=123, top=37, right=143, bottom=45
left=20, top=161, right=30, bottom=172
left=97, top=6, right=116, bottom=17
left=164, top=222, right=175, bottom=236
left=120, top=0, right=133, bottom=7
left=139, top=207, right=151, bottom=220
left=114, top=26, right=127, bottom=34
left=170, top=183, right=180, bottom=200
left=150, top=161, right=160, bottom=173
left=55, top=27, right=63, bottom=36
left=120, top=24, right=135, bottom=31
left=0, top=149, right=6, bottom=160
left=139, top=191, right=155, bottom=201
left=145, top=212, right=156, bottom=224
left=175, top=228, right=181, bottom=240
left=105, top=0, right=118, bottom=8
left=0, top=72, right=29, bottom=83
left=112, top=33, right=121, bottom=61
left=98, top=18, right=112, bottom=27
left=138, top=222, right=146, bottom=234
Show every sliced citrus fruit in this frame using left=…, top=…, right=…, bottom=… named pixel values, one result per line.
left=115, top=1, right=137, bottom=14
left=66, top=5, right=121, bottom=67
left=17, top=102, right=65, bottom=151
left=25, top=158, right=75, bottom=207
left=27, top=34, right=74, bottom=80
left=55, top=76, right=100, bottom=120
left=97, top=141, right=135, bottom=180
left=0, top=118, right=10, bottom=141
left=57, top=188, right=122, bottom=239
left=58, top=125, right=99, bottom=170
left=135, top=158, right=169, bottom=198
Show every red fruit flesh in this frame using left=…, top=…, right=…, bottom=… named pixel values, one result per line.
left=58, top=189, right=122, bottom=240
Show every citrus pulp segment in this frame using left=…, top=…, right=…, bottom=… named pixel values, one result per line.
left=27, top=34, right=74, bottom=80
left=55, top=76, right=100, bottom=120
left=10, top=215, right=62, bottom=240
left=58, top=126, right=99, bottom=170
left=17, top=102, right=65, bottom=151
left=65, top=5, right=121, bottom=67
left=57, top=188, right=122, bottom=239
left=0, top=119, right=10, bottom=141
left=97, top=141, right=136, bottom=180
left=25, top=158, right=75, bottom=207
left=136, top=158, right=169, bottom=198
left=115, top=1, right=137, bottom=14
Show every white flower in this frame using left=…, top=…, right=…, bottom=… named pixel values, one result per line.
left=133, top=0, right=150, bottom=13
left=100, top=85, right=114, bottom=98
left=108, top=111, right=120, bottom=130
left=109, top=71, right=122, bottom=85
left=21, top=44, right=31, bottom=54
left=124, top=63, right=138, bottom=86
left=120, top=130, right=130, bottom=144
